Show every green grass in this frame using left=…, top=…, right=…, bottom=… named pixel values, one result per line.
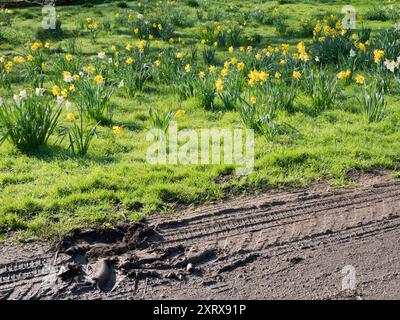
left=1, top=0, right=400, bottom=240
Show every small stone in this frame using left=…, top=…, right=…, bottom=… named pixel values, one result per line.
left=186, top=263, right=193, bottom=272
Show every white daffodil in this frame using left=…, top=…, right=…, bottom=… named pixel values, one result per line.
left=65, top=100, right=72, bottom=109
left=98, top=52, right=106, bottom=59
left=35, top=88, right=45, bottom=96
left=56, top=95, right=65, bottom=105
left=384, top=59, right=399, bottom=73
left=19, top=89, right=27, bottom=99
left=13, top=94, right=21, bottom=105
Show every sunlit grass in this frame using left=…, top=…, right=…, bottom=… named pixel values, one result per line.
left=1, top=0, right=400, bottom=240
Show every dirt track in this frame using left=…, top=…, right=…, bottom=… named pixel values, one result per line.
left=1, top=171, right=400, bottom=300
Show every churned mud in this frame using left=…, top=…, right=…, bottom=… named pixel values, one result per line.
left=1, top=170, right=400, bottom=300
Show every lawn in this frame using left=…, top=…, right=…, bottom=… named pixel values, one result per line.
left=0, top=0, right=400, bottom=240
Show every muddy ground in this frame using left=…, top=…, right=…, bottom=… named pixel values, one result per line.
left=1, top=170, right=400, bottom=300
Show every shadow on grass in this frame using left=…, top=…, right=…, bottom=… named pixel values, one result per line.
left=23, top=144, right=116, bottom=164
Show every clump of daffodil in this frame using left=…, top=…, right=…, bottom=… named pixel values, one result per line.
left=136, top=39, right=147, bottom=53
left=373, top=50, right=385, bottom=64
left=248, top=69, right=269, bottom=86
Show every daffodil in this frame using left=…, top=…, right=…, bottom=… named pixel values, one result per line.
left=66, top=113, right=75, bottom=123
left=374, top=50, right=385, bottom=64
left=337, top=69, right=351, bottom=80
left=215, top=78, right=223, bottom=91
left=52, top=85, right=60, bottom=96
left=355, top=75, right=365, bottom=85
left=86, top=65, right=95, bottom=74
left=94, top=75, right=105, bottom=84
left=175, top=109, right=186, bottom=117
left=293, top=71, right=302, bottom=80
left=126, top=43, right=133, bottom=51
left=237, top=62, right=245, bottom=71
left=113, top=126, right=122, bottom=135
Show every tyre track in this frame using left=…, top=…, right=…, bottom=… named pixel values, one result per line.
left=1, top=173, right=399, bottom=299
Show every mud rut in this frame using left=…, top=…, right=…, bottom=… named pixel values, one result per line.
left=1, top=172, right=400, bottom=300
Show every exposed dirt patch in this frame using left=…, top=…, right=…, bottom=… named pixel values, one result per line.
left=1, top=171, right=400, bottom=300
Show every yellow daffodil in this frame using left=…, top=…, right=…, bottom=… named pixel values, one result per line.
left=94, top=75, right=105, bottom=84
left=355, top=75, right=365, bottom=85
left=52, top=85, right=60, bottom=96
left=175, top=109, right=186, bottom=117
left=66, top=113, right=75, bottom=123
left=126, top=43, right=133, bottom=51
left=337, top=69, right=351, bottom=80
left=293, top=71, right=302, bottom=80
left=215, top=78, right=223, bottom=91
left=113, top=126, right=122, bottom=135
left=86, top=65, right=95, bottom=74
left=373, top=50, right=385, bottom=64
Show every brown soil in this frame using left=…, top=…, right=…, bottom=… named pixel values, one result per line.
left=1, top=170, right=400, bottom=300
